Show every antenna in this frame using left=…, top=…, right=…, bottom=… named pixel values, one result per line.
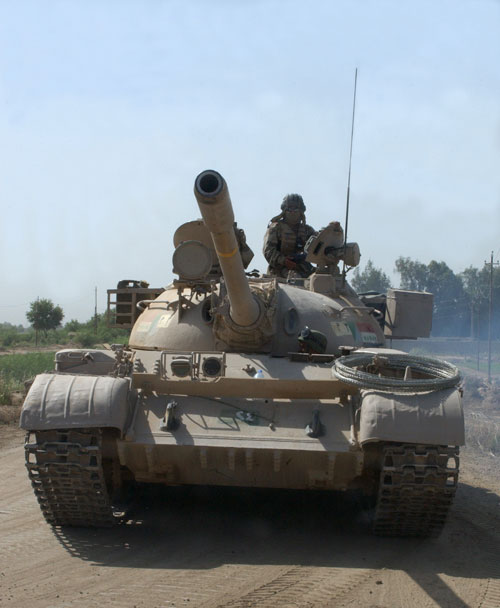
left=342, top=68, right=358, bottom=283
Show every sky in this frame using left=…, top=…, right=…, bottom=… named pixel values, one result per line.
left=1, top=0, right=499, bottom=326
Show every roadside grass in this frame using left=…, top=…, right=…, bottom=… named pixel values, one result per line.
left=465, top=411, right=500, bottom=456
left=460, top=358, right=500, bottom=376
left=461, top=373, right=500, bottom=456
left=0, top=352, right=56, bottom=423
left=408, top=345, right=500, bottom=377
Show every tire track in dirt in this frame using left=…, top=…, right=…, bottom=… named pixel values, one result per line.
left=60, top=564, right=271, bottom=608
left=480, top=568, right=500, bottom=608
left=452, top=513, right=500, bottom=608
left=452, top=463, right=500, bottom=608
left=218, top=565, right=374, bottom=608
left=0, top=439, right=58, bottom=569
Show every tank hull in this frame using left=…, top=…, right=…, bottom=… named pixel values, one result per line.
left=20, top=347, right=463, bottom=536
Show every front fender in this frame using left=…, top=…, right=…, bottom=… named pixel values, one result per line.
left=359, top=387, right=464, bottom=446
left=20, top=373, right=135, bottom=433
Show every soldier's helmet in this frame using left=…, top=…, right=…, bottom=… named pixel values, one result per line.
left=281, top=193, right=305, bottom=212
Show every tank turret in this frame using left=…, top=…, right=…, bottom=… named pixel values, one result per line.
left=125, top=169, right=387, bottom=354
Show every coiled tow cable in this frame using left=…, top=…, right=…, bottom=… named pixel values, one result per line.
left=332, top=353, right=461, bottom=393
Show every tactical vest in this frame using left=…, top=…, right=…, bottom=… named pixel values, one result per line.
left=277, top=222, right=309, bottom=256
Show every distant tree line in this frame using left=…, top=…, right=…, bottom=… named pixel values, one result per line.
left=2, top=261, right=499, bottom=345
left=352, top=257, right=500, bottom=339
left=0, top=300, right=128, bottom=350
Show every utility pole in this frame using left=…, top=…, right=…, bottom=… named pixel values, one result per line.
left=485, top=252, right=499, bottom=382
left=94, top=287, right=98, bottom=336
left=35, top=296, right=39, bottom=347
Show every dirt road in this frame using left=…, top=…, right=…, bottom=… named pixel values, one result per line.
left=0, top=427, right=499, bottom=608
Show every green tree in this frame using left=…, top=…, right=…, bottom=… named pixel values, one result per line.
left=351, top=259, right=391, bottom=293
left=426, top=260, right=468, bottom=336
left=460, top=265, right=500, bottom=339
left=461, top=266, right=486, bottom=304
left=394, top=257, right=469, bottom=336
left=26, top=299, right=64, bottom=344
left=65, top=319, right=83, bottom=332
left=394, top=257, right=428, bottom=291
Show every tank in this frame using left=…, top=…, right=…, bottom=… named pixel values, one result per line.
left=20, top=170, right=464, bottom=537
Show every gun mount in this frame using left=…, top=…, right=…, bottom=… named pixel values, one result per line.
left=194, top=170, right=261, bottom=328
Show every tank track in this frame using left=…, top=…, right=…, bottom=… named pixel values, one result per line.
left=25, top=428, right=116, bottom=527
left=373, top=444, right=459, bottom=537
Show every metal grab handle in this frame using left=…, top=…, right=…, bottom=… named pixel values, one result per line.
left=136, top=300, right=170, bottom=311
left=338, top=305, right=372, bottom=313
left=369, top=308, right=385, bottom=320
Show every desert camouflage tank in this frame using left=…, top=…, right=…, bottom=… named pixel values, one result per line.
left=20, top=170, right=464, bottom=537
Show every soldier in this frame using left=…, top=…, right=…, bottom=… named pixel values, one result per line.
left=263, top=194, right=316, bottom=278
left=234, top=222, right=254, bottom=269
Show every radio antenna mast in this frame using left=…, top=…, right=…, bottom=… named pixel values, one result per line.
left=342, top=68, right=358, bottom=284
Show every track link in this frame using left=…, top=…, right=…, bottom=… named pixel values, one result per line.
left=373, top=444, right=459, bottom=537
left=25, top=428, right=116, bottom=527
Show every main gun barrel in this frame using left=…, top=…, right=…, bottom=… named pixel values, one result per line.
left=194, top=170, right=261, bottom=327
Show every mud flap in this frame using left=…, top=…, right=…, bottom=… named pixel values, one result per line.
left=20, top=373, right=135, bottom=433
left=358, top=387, right=465, bottom=446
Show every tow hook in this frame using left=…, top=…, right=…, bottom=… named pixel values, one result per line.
left=305, top=410, right=324, bottom=438
left=160, top=400, right=179, bottom=431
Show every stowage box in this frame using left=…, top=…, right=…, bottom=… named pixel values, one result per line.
left=384, top=289, right=433, bottom=339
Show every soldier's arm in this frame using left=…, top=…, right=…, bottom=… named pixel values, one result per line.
left=263, top=223, right=286, bottom=267
left=234, top=225, right=254, bottom=268
left=240, top=243, right=254, bottom=268
left=305, top=224, right=318, bottom=240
